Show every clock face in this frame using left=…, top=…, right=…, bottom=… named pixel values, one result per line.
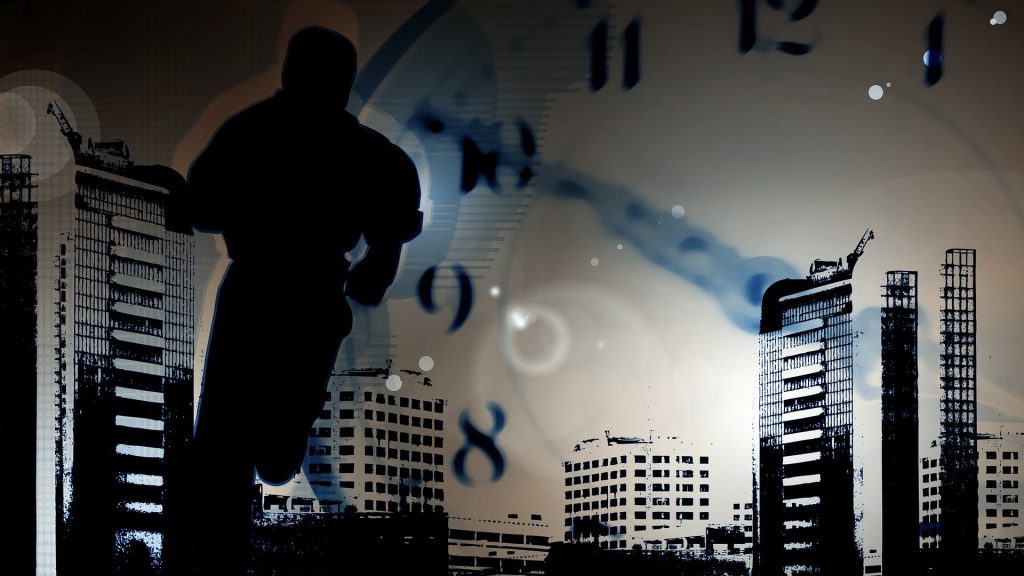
left=5, top=0, right=1022, bottom=570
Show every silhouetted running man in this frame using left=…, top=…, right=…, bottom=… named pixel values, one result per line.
left=180, top=27, right=422, bottom=575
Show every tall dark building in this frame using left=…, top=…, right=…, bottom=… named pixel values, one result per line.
left=754, top=230, right=872, bottom=576
left=0, top=154, right=38, bottom=571
left=880, top=270, right=919, bottom=574
left=49, top=105, right=195, bottom=575
left=937, top=249, right=977, bottom=556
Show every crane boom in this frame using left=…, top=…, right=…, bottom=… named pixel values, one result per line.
left=46, top=102, right=82, bottom=155
left=846, top=228, right=875, bottom=273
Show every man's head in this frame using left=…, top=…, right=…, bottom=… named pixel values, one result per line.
left=281, top=27, right=357, bottom=104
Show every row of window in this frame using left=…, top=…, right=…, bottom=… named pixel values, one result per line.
left=566, top=455, right=708, bottom=472
left=362, top=427, right=444, bottom=447
left=984, top=508, right=1019, bottom=518
left=983, top=522, right=1019, bottom=530
left=359, top=464, right=443, bottom=483
left=328, top=409, right=444, bottom=431
left=565, top=468, right=708, bottom=485
left=346, top=391, right=444, bottom=413
left=448, top=530, right=548, bottom=546
left=362, top=481, right=444, bottom=500
left=567, top=484, right=710, bottom=499
left=79, top=182, right=165, bottom=225
left=985, top=451, right=1021, bottom=460
left=984, top=465, right=1020, bottom=475
left=985, top=494, right=1019, bottom=504
left=364, top=500, right=442, bottom=514
left=566, top=497, right=708, bottom=512
left=357, top=443, right=443, bottom=464
left=985, top=480, right=1020, bottom=489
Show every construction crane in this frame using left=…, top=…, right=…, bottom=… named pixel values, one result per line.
left=46, top=101, right=82, bottom=155
left=845, top=228, right=875, bottom=274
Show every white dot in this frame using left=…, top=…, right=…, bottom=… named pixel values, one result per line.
left=885, top=82, right=891, bottom=88
left=418, top=355, right=434, bottom=371
left=616, top=243, right=623, bottom=250
left=868, top=85, right=884, bottom=100
left=993, top=11, right=1007, bottom=25
left=385, top=375, right=402, bottom=391
left=991, top=18, right=998, bottom=25
left=590, top=257, right=600, bottom=267
left=597, top=341, right=606, bottom=349
left=671, top=205, right=685, bottom=219
left=489, top=286, right=500, bottom=298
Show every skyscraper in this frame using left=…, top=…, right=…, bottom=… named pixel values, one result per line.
left=880, top=270, right=919, bottom=574
left=0, top=154, right=38, bottom=571
left=754, top=230, right=872, bottom=576
left=49, top=106, right=195, bottom=575
left=938, top=248, right=977, bottom=556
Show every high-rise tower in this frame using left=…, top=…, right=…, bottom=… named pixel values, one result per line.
left=754, top=230, right=872, bottom=576
left=880, top=270, right=919, bottom=574
left=937, top=249, right=977, bottom=556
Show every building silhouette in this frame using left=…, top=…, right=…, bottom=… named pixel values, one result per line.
left=48, top=105, right=195, bottom=575
left=937, top=249, right=978, bottom=558
left=0, top=154, right=38, bottom=571
left=754, top=230, right=872, bottom=576
left=880, top=270, right=919, bottom=574
left=563, top=432, right=715, bottom=552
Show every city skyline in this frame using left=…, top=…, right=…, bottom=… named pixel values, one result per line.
left=5, top=3, right=1024, bottom=573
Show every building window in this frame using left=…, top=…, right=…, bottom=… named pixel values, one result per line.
left=700, top=470, right=709, bottom=478
left=699, top=498, right=709, bottom=506
left=339, top=463, right=354, bottom=473
left=339, top=409, right=354, bottom=419
left=634, top=511, right=646, bottom=520
left=699, top=456, right=709, bottom=464
left=634, top=469, right=646, bottom=477
left=986, top=451, right=997, bottom=459
left=987, top=466, right=998, bottom=474
left=678, top=512, right=693, bottom=521
left=634, top=456, right=646, bottom=464
left=309, top=463, right=331, bottom=474
left=1003, top=509, right=1019, bottom=518
left=699, top=484, right=709, bottom=492
left=682, top=485, right=693, bottom=492
left=635, top=483, right=646, bottom=491
left=341, top=391, right=354, bottom=401
left=634, top=497, right=646, bottom=505
left=987, top=480, right=998, bottom=489
left=700, top=512, right=709, bottom=520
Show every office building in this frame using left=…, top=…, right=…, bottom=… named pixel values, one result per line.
left=754, top=230, right=873, bottom=576
left=448, top=512, right=550, bottom=574
left=260, top=362, right=447, bottom=516
left=880, top=270, right=919, bottom=574
left=563, top=432, right=714, bottom=551
left=978, top=423, right=1022, bottom=549
left=49, top=107, right=195, bottom=575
